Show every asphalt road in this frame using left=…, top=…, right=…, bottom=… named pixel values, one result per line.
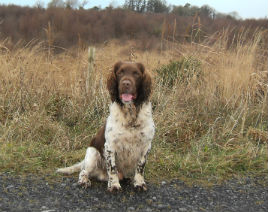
left=0, top=173, right=267, bottom=212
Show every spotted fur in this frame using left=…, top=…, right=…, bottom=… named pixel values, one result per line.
left=56, top=61, right=154, bottom=192
left=105, top=102, right=154, bottom=190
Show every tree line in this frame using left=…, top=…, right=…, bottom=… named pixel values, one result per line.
left=0, top=1, right=267, bottom=50
left=41, top=0, right=240, bottom=19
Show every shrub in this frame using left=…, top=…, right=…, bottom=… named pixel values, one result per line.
left=155, top=56, right=202, bottom=87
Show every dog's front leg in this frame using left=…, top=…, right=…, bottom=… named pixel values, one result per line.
left=133, top=152, right=148, bottom=191
left=104, top=147, right=121, bottom=192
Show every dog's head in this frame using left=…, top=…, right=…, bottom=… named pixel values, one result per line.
left=107, top=61, right=152, bottom=106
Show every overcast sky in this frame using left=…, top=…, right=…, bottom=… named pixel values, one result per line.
left=0, top=0, right=267, bottom=19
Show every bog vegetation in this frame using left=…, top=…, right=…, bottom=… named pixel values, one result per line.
left=0, top=1, right=267, bottom=184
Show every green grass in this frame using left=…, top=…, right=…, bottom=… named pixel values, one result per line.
left=146, top=135, right=268, bottom=185
left=1, top=133, right=267, bottom=185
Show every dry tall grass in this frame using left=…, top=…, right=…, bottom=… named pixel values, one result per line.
left=0, top=29, right=267, bottom=183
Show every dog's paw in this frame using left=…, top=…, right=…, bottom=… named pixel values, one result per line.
left=108, top=183, right=122, bottom=193
left=78, top=178, right=91, bottom=189
left=134, top=183, right=147, bottom=192
left=78, top=170, right=91, bottom=189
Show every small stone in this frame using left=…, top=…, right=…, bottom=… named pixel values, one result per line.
left=179, top=208, right=187, bottom=212
left=6, top=185, right=14, bottom=189
left=157, top=204, right=169, bottom=209
left=161, top=181, right=167, bottom=185
left=152, top=196, right=157, bottom=201
left=127, top=207, right=135, bottom=211
left=146, top=199, right=153, bottom=205
left=72, top=183, right=78, bottom=187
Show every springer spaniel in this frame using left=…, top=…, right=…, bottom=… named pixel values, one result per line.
left=57, top=61, right=155, bottom=192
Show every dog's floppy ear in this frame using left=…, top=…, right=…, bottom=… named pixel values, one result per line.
left=136, top=63, right=152, bottom=106
left=107, top=61, right=122, bottom=103
left=136, top=62, right=145, bottom=74
left=113, top=61, right=123, bottom=74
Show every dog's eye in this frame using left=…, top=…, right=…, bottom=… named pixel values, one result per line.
left=133, top=71, right=140, bottom=77
left=117, top=69, right=124, bottom=76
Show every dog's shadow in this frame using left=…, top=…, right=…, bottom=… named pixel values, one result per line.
left=60, top=176, right=150, bottom=195
left=92, top=178, right=136, bottom=191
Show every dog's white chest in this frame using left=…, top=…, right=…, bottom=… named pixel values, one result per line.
left=105, top=102, right=155, bottom=176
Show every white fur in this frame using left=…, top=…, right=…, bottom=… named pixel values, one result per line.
left=56, top=161, right=84, bottom=174
left=105, top=102, right=154, bottom=176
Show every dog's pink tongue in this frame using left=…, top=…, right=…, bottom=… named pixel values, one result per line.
left=121, top=94, right=133, bottom=102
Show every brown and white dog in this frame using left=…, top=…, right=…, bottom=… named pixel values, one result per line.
left=57, top=61, right=155, bottom=192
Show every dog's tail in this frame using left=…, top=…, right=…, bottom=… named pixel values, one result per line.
left=56, top=160, right=84, bottom=174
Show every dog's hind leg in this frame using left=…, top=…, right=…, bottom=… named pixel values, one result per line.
left=78, top=147, right=107, bottom=188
